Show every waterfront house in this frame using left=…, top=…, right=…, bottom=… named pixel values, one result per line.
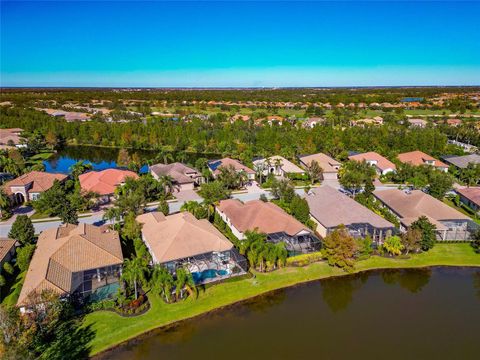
left=298, top=153, right=341, bottom=180
left=442, top=154, right=480, bottom=169
left=3, top=171, right=68, bottom=204
left=0, top=238, right=16, bottom=273
left=17, top=224, right=123, bottom=311
left=348, top=152, right=396, bottom=175
left=373, top=189, right=474, bottom=241
left=306, top=186, right=395, bottom=244
left=136, top=211, right=246, bottom=284
left=455, top=187, right=480, bottom=215
left=207, top=158, right=255, bottom=181
left=216, top=199, right=321, bottom=255
left=79, top=168, right=139, bottom=204
left=149, top=162, right=202, bottom=192
left=397, top=150, right=448, bottom=172
left=252, top=156, right=305, bottom=178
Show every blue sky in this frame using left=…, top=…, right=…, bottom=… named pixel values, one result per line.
left=1, top=1, right=479, bottom=87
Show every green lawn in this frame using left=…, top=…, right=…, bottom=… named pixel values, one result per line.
left=84, top=243, right=480, bottom=356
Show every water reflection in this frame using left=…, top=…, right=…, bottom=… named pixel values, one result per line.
left=381, top=268, right=432, bottom=294
left=320, top=272, right=368, bottom=313
left=44, top=146, right=219, bottom=174
left=243, top=288, right=287, bottom=314
left=473, top=271, right=480, bottom=301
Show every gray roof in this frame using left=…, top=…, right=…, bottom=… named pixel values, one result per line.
left=306, top=186, right=394, bottom=229
left=149, top=162, right=200, bottom=184
left=443, top=154, right=480, bottom=169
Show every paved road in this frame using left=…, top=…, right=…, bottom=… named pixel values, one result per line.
left=0, top=180, right=398, bottom=237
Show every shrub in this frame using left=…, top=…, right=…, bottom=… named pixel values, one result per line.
left=286, top=251, right=323, bottom=267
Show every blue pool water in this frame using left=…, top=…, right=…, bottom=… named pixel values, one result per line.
left=191, top=269, right=228, bottom=284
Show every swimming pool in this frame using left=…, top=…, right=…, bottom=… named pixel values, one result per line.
left=191, top=269, right=228, bottom=284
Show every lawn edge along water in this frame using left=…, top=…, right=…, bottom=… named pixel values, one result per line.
left=86, top=243, right=480, bottom=357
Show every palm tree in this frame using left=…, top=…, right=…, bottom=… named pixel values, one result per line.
left=70, top=160, right=93, bottom=179
left=273, top=158, right=283, bottom=176
left=103, top=206, right=122, bottom=226
left=0, top=189, right=10, bottom=218
left=159, top=175, right=178, bottom=196
left=150, top=264, right=175, bottom=303
left=254, top=163, right=265, bottom=184
left=122, top=257, right=147, bottom=299
left=175, top=267, right=197, bottom=300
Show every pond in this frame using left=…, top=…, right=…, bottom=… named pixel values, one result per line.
left=98, top=267, right=480, bottom=360
left=43, top=146, right=219, bottom=174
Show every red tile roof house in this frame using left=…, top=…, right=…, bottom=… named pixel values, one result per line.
left=455, top=187, right=480, bottom=215
left=3, top=171, right=68, bottom=205
left=79, top=168, right=139, bottom=204
left=348, top=152, right=396, bottom=176
left=216, top=199, right=321, bottom=255
left=149, top=162, right=202, bottom=192
left=207, top=158, right=256, bottom=181
left=373, top=189, right=474, bottom=241
left=407, top=118, right=428, bottom=128
left=0, top=128, right=25, bottom=149
left=17, top=223, right=123, bottom=312
left=397, top=151, right=449, bottom=173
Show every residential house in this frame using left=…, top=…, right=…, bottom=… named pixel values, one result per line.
left=252, top=156, right=305, bottom=178
left=455, top=187, right=480, bottom=215
left=306, top=186, right=395, bottom=243
left=298, top=153, right=341, bottom=180
left=0, top=128, right=25, bottom=149
left=79, top=168, right=139, bottom=204
left=302, top=117, right=325, bottom=128
left=136, top=211, right=247, bottom=284
left=442, top=154, right=480, bottom=169
left=373, top=189, right=475, bottom=241
left=407, top=118, right=428, bottom=128
left=350, top=116, right=383, bottom=127
left=216, top=199, right=321, bottom=255
left=17, top=224, right=123, bottom=310
left=230, top=114, right=251, bottom=123
left=207, top=158, right=256, bottom=180
left=150, top=162, right=202, bottom=192
left=446, top=140, right=478, bottom=153
left=397, top=150, right=449, bottom=172
left=348, top=152, right=396, bottom=175
left=3, top=171, right=68, bottom=204
left=446, top=118, right=462, bottom=127
left=0, top=239, right=16, bottom=273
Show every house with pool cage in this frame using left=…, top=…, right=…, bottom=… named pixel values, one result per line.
left=17, top=224, right=123, bottom=312
left=216, top=199, right=321, bottom=256
left=136, top=211, right=247, bottom=284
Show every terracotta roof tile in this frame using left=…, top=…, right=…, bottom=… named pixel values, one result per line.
left=79, top=169, right=138, bottom=195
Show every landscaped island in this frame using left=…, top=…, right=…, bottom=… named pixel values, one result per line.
left=85, top=243, right=480, bottom=356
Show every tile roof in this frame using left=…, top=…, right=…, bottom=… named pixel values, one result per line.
left=137, top=211, right=233, bottom=263
left=79, top=168, right=139, bottom=195
left=0, top=128, right=24, bottom=145
left=348, top=152, right=396, bottom=172
left=149, top=162, right=200, bottom=184
left=0, top=238, right=16, bottom=263
left=208, top=158, right=255, bottom=175
left=4, top=171, right=67, bottom=194
left=17, top=224, right=123, bottom=306
left=306, top=186, right=394, bottom=229
left=253, top=156, right=305, bottom=174
left=397, top=150, right=448, bottom=168
left=373, top=189, right=470, bottom=230
left=443, top=154, right=480, bottom=169
left=217, top=199, right=310, bottom=236
left=456, top=187, right=480, bottom=208
left=298, top=153, right=341, bottom=173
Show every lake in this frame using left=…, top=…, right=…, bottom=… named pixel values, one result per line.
left=98, top=267, right=480, bottom=360
left=43, top=146, right=219, bottom=174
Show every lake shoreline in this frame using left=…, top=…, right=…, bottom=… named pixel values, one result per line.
left=89, top=252, right=480, bottom=359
